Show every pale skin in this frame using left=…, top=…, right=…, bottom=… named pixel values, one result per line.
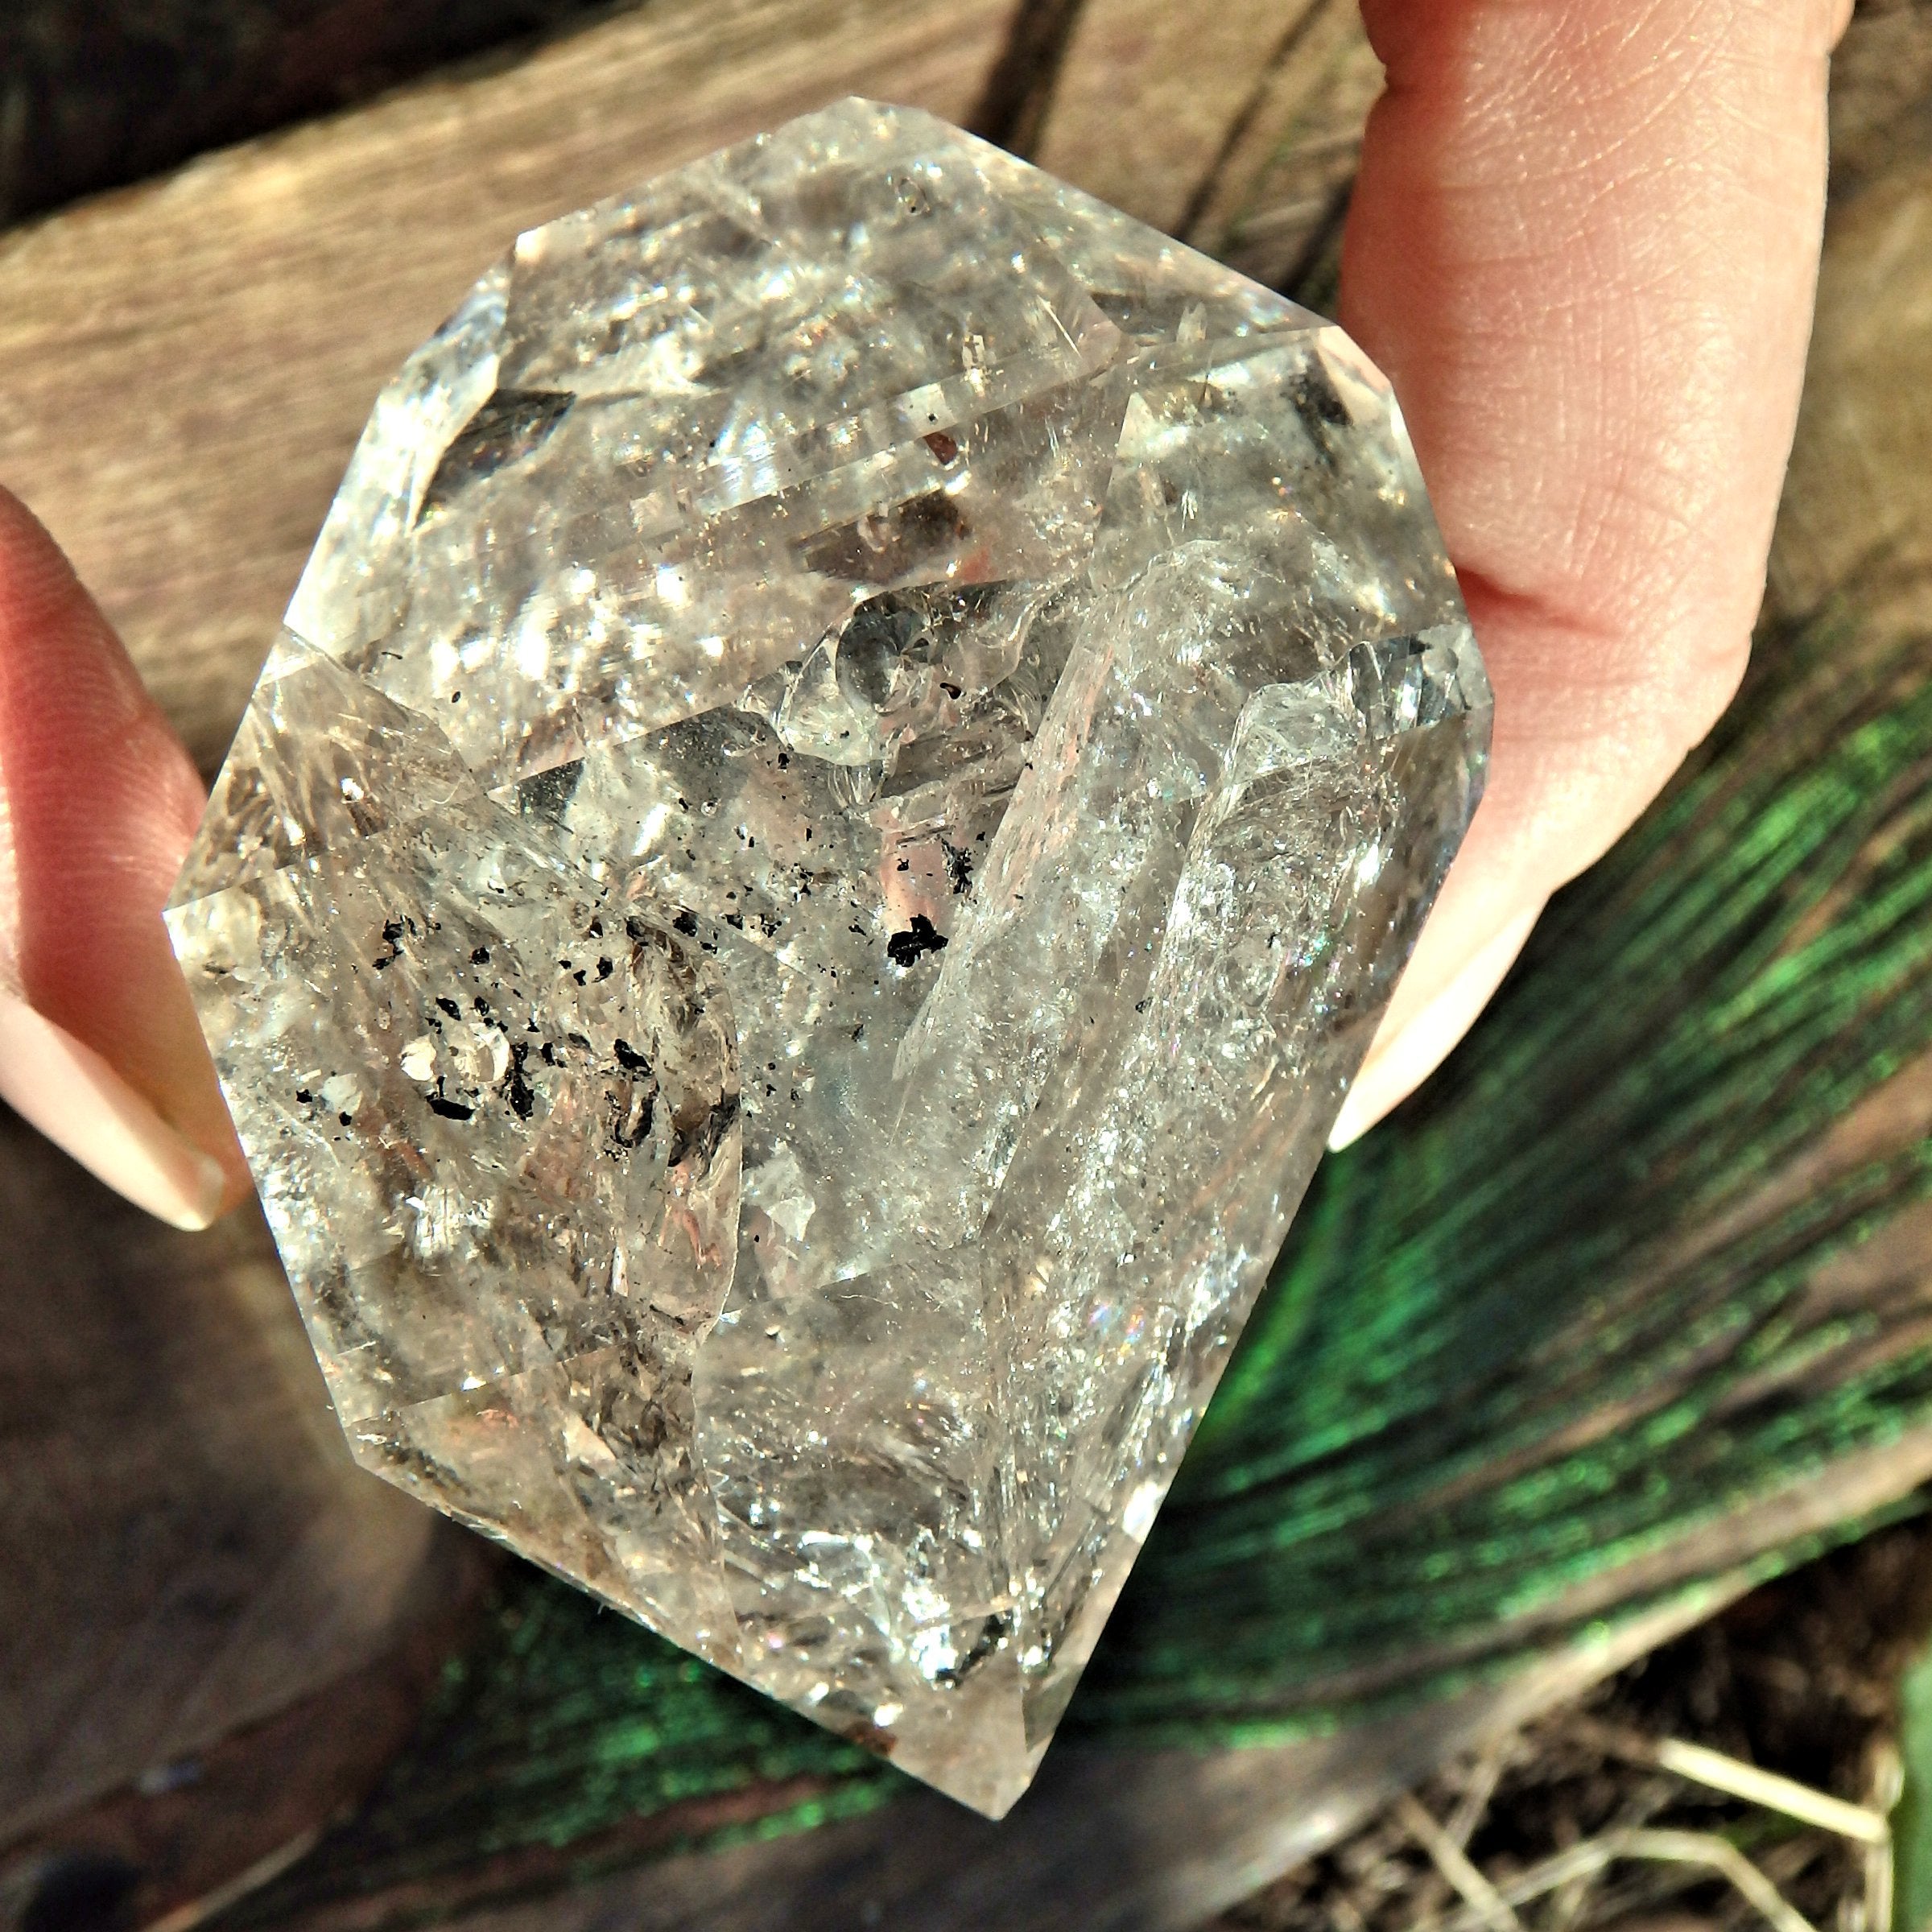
left=0, top=0, right=1852, bottom=1227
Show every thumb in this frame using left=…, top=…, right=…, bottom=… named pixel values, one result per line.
left=0, top=485, right=249, bottom=1228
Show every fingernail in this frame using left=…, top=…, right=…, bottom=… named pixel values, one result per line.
left=0, top=992, right=232, bottom=1229
left=1327, top=902, right=1546, bottom=1153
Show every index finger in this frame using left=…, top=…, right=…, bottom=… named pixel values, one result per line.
left=0, top=486, right=248, bottom=1225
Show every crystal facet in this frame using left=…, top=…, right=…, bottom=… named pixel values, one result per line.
left=167, top=101, right=1489, bottom=1815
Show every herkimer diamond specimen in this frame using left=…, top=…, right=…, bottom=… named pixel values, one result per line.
left=166, top=100, right=1490, bottom=1816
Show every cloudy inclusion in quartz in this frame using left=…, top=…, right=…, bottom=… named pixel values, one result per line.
left=165, top=100, right=1489, bottom=1815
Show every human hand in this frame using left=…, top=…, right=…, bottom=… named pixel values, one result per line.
left=1326, top=0, right=1850, bottom=1144
left=0, top=0, right=1849, bottom=1221
left=0, top=487, right=250, bottom=1227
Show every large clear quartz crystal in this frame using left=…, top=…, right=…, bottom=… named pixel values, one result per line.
left=166, top=100, right=1489, bottom=1816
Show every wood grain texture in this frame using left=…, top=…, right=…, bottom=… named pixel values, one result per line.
left=0, top=1109, right=480, bottom=1847
left=1026, top=0, right=1377, bottom=292
left=1177, top=0, right=1380, bottom=291
left=1821, top=0, right=1932, bottom=207
left=0, top=1619, right=460, bottom=1932
left=1769, top=155, right=1932, bottom=630
left=1030, top=0, right=1327, bottom=237
left=0, top=0, right=1022, bottom=776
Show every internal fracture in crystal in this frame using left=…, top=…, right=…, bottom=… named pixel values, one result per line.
left=167, top=100, right=1490, bottom=1816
